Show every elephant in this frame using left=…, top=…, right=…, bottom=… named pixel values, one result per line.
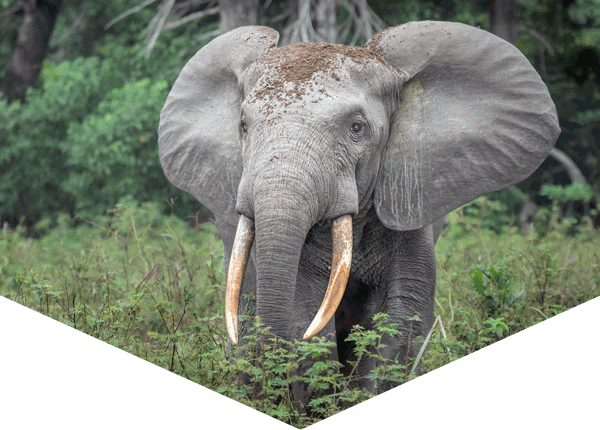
left=158, top=21, right=559, bottom=402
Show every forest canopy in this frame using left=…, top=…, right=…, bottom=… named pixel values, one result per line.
left=1, top=0, right=599, bottom=233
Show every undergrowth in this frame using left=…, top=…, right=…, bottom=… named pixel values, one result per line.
left=1, top=199, right=599, bottom=427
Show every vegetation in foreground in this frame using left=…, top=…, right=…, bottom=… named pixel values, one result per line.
left=1, top=198, right=599, bottom=427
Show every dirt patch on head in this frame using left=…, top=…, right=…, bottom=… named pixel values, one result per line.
left=246, top=43, right=392, bottom=116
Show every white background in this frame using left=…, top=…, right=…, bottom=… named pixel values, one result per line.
left=1, top=295, right=598, bottom=429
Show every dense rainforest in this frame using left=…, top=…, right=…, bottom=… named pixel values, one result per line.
left=1, top=0, right=599, bottom=232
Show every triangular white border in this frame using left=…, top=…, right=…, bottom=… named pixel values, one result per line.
left=1, top=295, right=598, bottom=429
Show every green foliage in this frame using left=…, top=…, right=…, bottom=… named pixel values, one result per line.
left=3, top=0, right=600, bottom=229
left=443, top=186, right=530, bottom=237
left=471, top=259, right=524, bottom=319
left=62, top=78, right=171, bottom=220
left=1, top=0, right=600, bottom=421
left=540, top=182, right=596, bottom=204
left=0, top=3, right=215, bottom=228
left=536, top=183, right=599, bottom=234
left=0, top=56, right=120, bottom=226
left=0, top=52, right=200, bottom=228
left=433, top=205, right=600, bottom=359
left=2, top=202, right=599, bottom=426
left=567, top=0, right=600, bottom=26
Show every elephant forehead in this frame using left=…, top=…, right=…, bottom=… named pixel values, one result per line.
left=256, top=43, right=386, bottom=80
left=244, top=43, right=394, bottom=120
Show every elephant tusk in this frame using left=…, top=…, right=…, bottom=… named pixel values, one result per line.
left=225, top=215, right=255, bottom=344
left=303, top=214, right=352, bottom=340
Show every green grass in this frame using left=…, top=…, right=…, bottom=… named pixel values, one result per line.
left=1, top=200, right=599, bottom=427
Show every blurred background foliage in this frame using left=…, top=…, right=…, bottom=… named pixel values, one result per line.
left=0, top=0, right=599, bottom=235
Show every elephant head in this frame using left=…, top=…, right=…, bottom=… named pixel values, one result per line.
left=158, top=22, right=559, bottom=345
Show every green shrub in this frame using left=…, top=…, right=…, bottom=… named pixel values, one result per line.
left=0, top=56, right=119, bottom=226
left=61, top=78, right=185, bottom=221
left=0, top=26, right=214, bottom=229
left=1, top=202, right=599, bottom=427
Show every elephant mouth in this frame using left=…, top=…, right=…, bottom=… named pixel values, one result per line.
left=225, top=214, right=353, bottom=344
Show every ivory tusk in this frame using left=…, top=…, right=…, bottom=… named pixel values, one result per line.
left=303, top=214, right=352, bottom=339
left=225, top=215, right=255, bottom=344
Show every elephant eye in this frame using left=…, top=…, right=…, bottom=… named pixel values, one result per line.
left=350, top=121, right=364, bottom=136
left=240, top=120, right=248, bottom=134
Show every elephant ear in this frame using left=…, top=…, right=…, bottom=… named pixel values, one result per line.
left=158, top=26, right=279, bottom=225
left=366, top=21, right=560, bottom=231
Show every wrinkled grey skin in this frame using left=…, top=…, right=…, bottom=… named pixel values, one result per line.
left=158, top=21, right=560, bottom=405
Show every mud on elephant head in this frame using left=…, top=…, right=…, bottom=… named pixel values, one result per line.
left=158, top=21, right=559, bottom=363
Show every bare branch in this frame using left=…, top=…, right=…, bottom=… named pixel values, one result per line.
left=338, top=0, right=386, bottom=45
left=516, top=24, right=556, bottom=56
left=198, top=28, right=220, bottom=42
left=171, top=0, right=214, bottom=18
left=143, top=0, right=176, bottom=58
left=270, top=7, right=294, bottom=25
left=163, top=6, right=218, bottom=30
left=281, top=0, right=321, bottom=45
left=315, top=0, right=338, bottom=43
left=550, top=147, right=587, bottom=184
left=140, top=8, right=162, bottom=39
left=105, top=0, right=160, bottom=29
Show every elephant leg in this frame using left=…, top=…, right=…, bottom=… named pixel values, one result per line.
left=432, top=216, right=446, bottom=244
left=340, top=276, right=435, bottom=395
left=338, top=225, right=436, bottom=395
left=372, top=227, right=437, bottom=393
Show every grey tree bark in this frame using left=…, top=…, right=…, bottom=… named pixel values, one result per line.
left=549, top=147, right=586, bottom=184
left=219, top=0, right=259, bottom=35
left=314, top=0, right=338, bottom=42
left=1, top=0, right=63, bottom=102
left=489, top=0, right=518, bottom=46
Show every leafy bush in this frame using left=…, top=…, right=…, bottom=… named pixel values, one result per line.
left=0, top=20, right=217, bottom=230
left=442, top=186, right=530, bottom=237
left=0, top=55, right=201, bottom=230
left=62, top=78, right=175, bottom=221
left=540, top=182, right=596, bottom=204
left=0, top=56, right=120, bottom=227
left=2, top=200, right=599, bottom=426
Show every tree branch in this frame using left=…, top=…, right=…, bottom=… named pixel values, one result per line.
left=549, top=147, right=587, bottom=184
left=281, top=0, right=321, bottom=45
left=516, top=24, right=555, bottom=56
left=163, top=6, right=218, bottom=30
left=337, top=0, right=386, bottom=45
left=105, top=0, right=160, bottom=29
left=143, top=0, right=176, bottom=58
left=170, top=0, right=214, bottom=18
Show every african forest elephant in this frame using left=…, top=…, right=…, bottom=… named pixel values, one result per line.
left=158, top=21, right=559, bottom=400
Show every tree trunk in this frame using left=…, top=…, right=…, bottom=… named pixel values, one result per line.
left=1, top=0, right=63, bottom=102
left=219, top=0, right=259, bottom=35
left=489, top=0, right=518, bottom=46
left=315, top=0, right=338, bottom=43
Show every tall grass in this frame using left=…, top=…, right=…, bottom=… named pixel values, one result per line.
left=1, top=200, right=598, bottom=427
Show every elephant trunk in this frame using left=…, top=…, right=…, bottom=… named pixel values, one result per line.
left=225, top=165, right=353, bottom=343
left=252, top=201, right=312, bottom=339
